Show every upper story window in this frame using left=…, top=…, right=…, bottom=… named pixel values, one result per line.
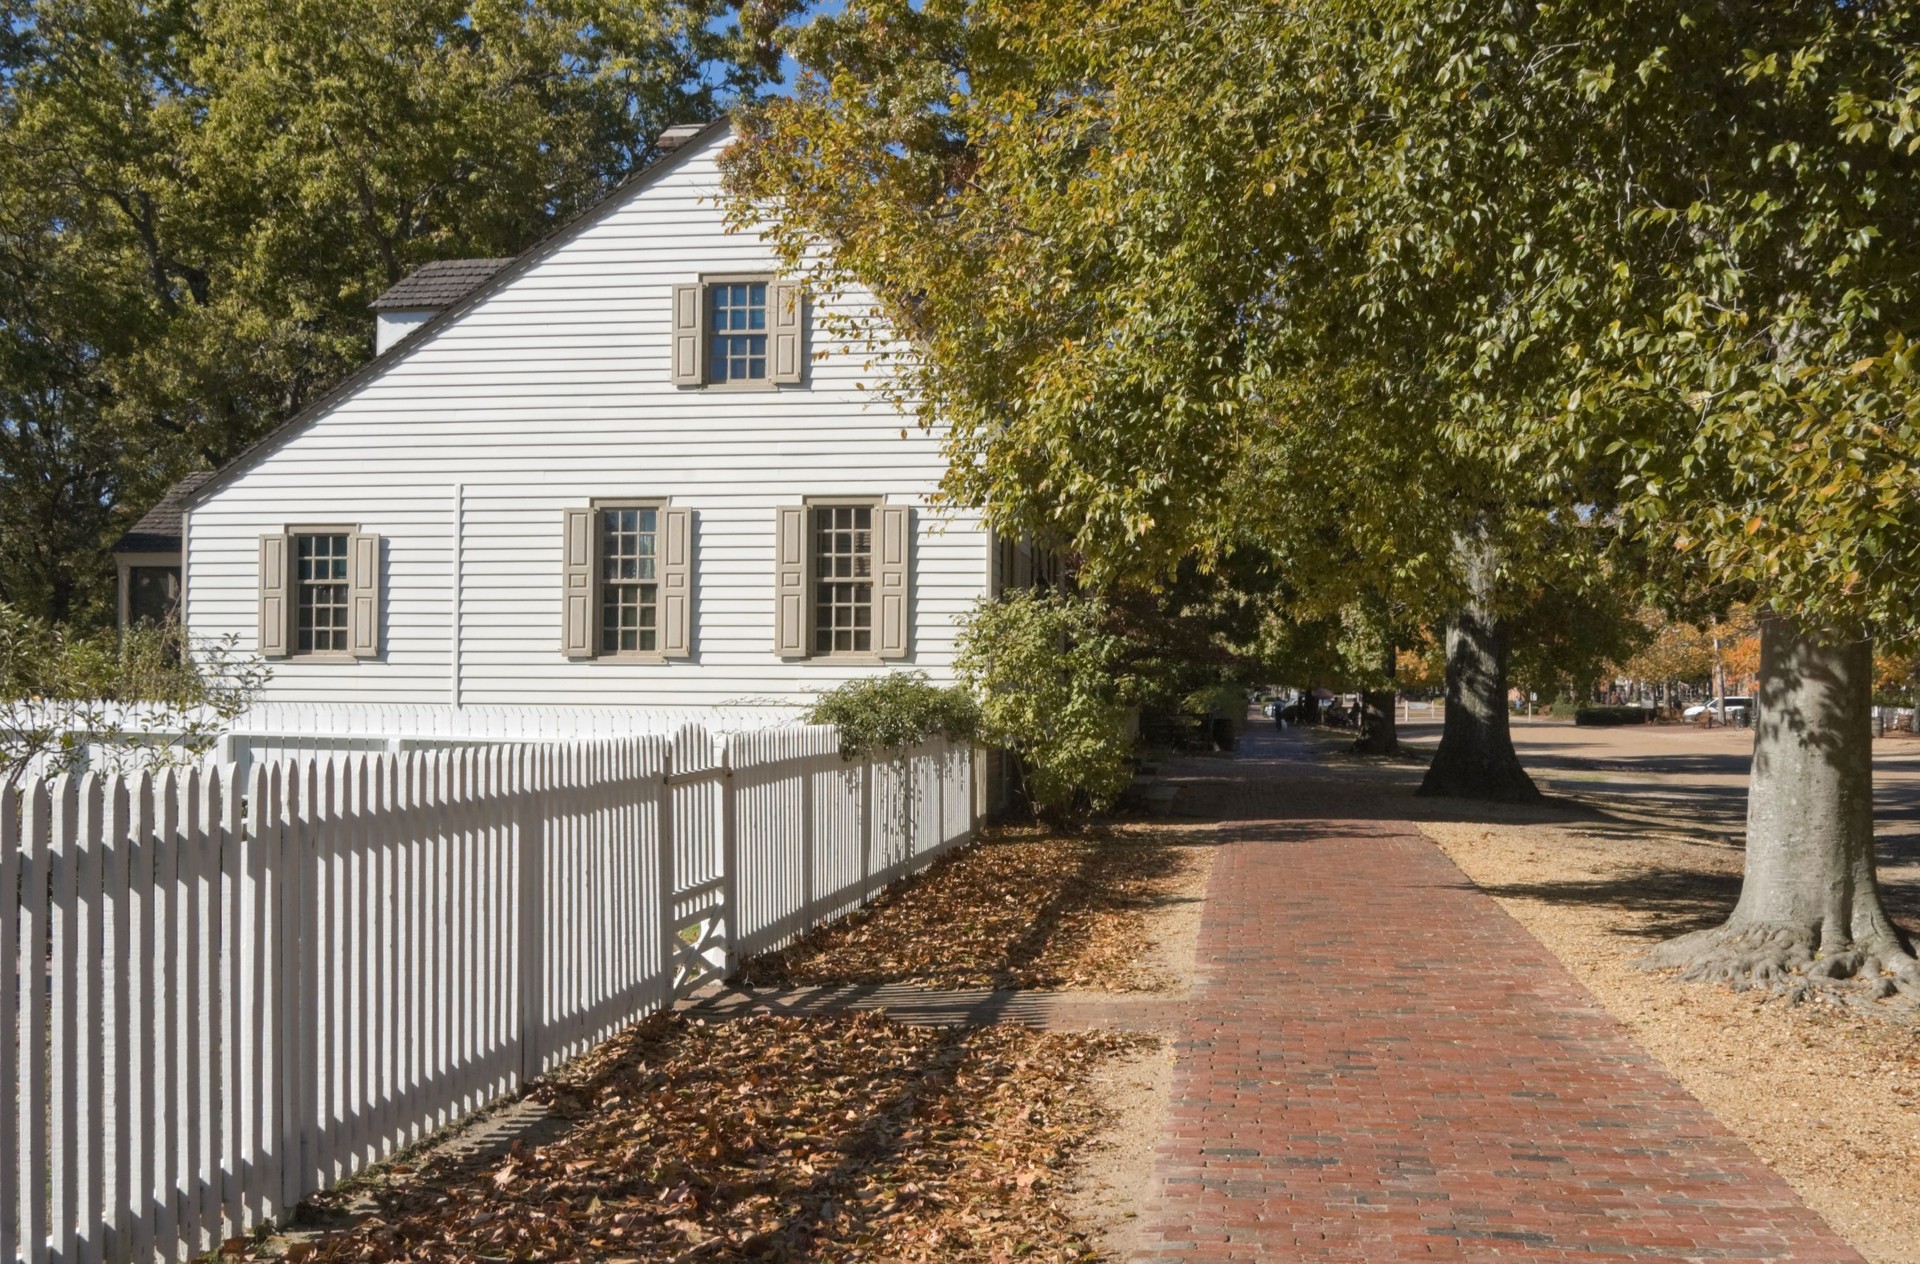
left=600, top=506, right=659, bottom=655
left=295, top=533, right=351, bottom=654
left=671, top=276, right=805, bottom=389
left=708, top=282, right=768, bottom=384
left=813, top=504, right=874, bottom=655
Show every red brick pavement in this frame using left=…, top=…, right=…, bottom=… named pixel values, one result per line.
left=1132, top=726, right=1863, bottom=1262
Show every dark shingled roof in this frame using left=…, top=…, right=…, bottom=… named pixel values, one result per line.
left=369, top=257, right=515, bottom=311
left=112, top=471, right=213, bottom=553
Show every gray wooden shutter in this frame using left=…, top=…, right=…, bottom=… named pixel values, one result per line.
left=771, top=280, right=805, bottom=385
left=671, top=282, right=706, bottom=386
left=563, top=507, right=596, bottom=659
left=348, top=531, right=382, bottom=658
left=774, top=505, right=808, bottom=658
left=876, top=504, right=911, bottom=660
left=257, top=534, right=290, bottom=659
left=660, top=507, right=693, bottom=659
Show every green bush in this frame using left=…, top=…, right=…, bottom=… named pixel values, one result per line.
left=957, top=590, right=1135, bottom=824
left=803, top=670, right=978, bottom=759
left=0, top=605, right=269, bottom=779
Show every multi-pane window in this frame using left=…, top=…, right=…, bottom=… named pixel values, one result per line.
left=813, top=504, right=873, bottom=654
left=127, top=565, right=181, bottom=626
left=295, top=533, right=350, bottom=654
left=708, top=282, right=768, bottom=383
left=600, top=507, right=659, bottom=654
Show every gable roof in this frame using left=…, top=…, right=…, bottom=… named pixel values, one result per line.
left=370, top=257, right=516, bottom=310
left=113, top=471, right=213, bottom=553
left=186, top=114, right=737, bottom=508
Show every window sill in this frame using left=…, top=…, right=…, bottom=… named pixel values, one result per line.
left=570, top=654, right=678, bottom=664
left=678, top=379, right=797, bottom=393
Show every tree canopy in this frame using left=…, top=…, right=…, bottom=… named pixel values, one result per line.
left=732, top=0, right=1920, bottom=992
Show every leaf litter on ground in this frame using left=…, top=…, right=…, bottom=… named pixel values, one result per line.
left=262, top=1012, right=1149, bottom=1263
left=735, top=824, right=1199, bottom=992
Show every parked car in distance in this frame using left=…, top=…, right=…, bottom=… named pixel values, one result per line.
left=1683, top=696, right=1754, bottom=721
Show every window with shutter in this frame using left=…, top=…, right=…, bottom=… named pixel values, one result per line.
left=675, top=275, right=807, bottom=391
left=262, top=527, right=378, bottom=660
left=793, top=500, right=911, bottom=659
left=565, top=501, right=690, bottom=660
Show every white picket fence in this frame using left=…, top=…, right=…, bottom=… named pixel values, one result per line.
left=1, top=725, right=973, bottom=1264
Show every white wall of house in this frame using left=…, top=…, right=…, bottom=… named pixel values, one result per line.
left=183, top=125, right=989, bottom=712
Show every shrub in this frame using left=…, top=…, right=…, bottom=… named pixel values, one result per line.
left=803, top=670, right=978, bottom=759
left=1573, top=704, right=1653, bottom=727
left=957, top=590, right=1135, bottom=824
left=0, top=606, right=270, bottom=780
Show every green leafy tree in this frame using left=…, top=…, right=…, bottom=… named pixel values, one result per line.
left=734, top=0, right=1916, bottom=989
left=721, top=0, right=1658, bottom=804
left=1280, top=1, right=1920, bottom=995
left=1616, top=611, right=1718, bottom=705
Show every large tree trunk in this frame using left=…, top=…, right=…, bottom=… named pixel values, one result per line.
left=1353, top=635, right=1399, bottom=755
left=1417, top=531, right=1540, bottom=802
left=1647, top=614, right=1919, bottom=998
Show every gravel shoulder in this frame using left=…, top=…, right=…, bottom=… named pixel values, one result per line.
left=1423, top=816, right=1920, bottom=1264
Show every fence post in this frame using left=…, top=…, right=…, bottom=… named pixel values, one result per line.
left=799, top=745, right=815, bottom=927
left=515, top=747, right=544, bottom=1086
left=718, top=743, right=738, bottom=974
left=657, top=744, right=677, bottom=1002
left=858, top=754, right=874, bottom=905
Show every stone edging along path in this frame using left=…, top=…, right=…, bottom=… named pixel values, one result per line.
left=692, top=727, right=1866, bottom=1262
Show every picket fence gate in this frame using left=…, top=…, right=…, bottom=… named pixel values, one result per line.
left=1, top=725, right=973, bottom=1264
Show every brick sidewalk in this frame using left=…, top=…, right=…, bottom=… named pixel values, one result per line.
left=1132, top=726, right=1863, bottom=1262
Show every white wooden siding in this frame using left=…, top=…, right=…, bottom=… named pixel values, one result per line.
left=185, top=126, right=987, bottom=710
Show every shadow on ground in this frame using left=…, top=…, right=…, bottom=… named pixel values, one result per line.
left=1156, top=724, right=1920, bottom=941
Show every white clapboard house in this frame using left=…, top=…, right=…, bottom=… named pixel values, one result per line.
left=112, top=118, right=1049, bottom=751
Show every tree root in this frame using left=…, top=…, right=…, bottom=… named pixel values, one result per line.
left=1643, top=922, right=1920, bottom=1011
